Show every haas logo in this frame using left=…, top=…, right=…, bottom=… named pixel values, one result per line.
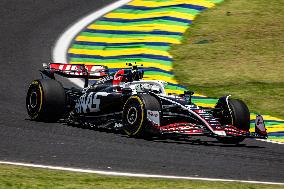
left=75, top=92, right=108, bottom=113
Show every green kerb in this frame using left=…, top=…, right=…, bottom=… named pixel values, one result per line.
left=113, top=7, right=200, bottom=15
left=79, top=32, right=182, bottom=40
left=69, top=57, right=172, bottom=66
left=94, top=20, right=189, bottom=27
left=71, top=44, right=170, bottom=51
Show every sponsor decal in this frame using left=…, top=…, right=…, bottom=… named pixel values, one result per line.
left=114, top=123, right=123, bottom=128
left=255, top=115, right=267, bottom=135
left=113, top=69, right=125, bottom=86
left=214, top=130, right=226, bottom=136
left=49, top=63, right=106, bottom=76
left=147, top=110, right=160, bottom=125
left=75, top=92, right=108, bottom=113
left=96, top=75, right=114, bottom=84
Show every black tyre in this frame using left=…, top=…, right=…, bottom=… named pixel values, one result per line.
left=26, top=79, right=66, bottom=122
left=227, top=99, right=250, bottom=131
left=122, top=94, right=161, bottom=136
left=215, top=98, right=250, bottom=144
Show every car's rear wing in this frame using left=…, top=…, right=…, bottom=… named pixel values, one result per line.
left=41, top=63, right=109, bottom=87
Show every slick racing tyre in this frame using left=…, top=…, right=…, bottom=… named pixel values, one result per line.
left=123, top=94, right=161, bottom=137
left=26, top=79, right=66, bottom=122
left=215, top=99, right=250, bottom=144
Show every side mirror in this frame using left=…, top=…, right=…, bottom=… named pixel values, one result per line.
left=184, top=91, right=194, bottom=104
left=184, top=91, right=194, bottom=96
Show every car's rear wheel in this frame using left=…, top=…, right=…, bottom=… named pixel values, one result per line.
left=214, top=98, right=250, bottom=144
left=26, top=79, right=66, bottom=122
left=122, top=94, right=161, bottom=137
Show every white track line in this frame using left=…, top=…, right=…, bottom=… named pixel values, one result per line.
left=1, top=161, right=283, bottom=185
left=257, top=139, right=284, bottom=145
left=52, top=0, right=132, bottom=87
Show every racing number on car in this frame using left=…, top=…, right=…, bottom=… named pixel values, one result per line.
left=75, top=92, right=108, bottom=113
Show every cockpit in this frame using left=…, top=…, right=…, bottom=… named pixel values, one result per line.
left=122, top=80, right=167, bottom=95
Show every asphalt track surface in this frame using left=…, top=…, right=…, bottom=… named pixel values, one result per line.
left=0, top=0, right=284, bottom=183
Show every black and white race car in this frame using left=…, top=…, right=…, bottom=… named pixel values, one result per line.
left=26, top=63, right=268, bottom=144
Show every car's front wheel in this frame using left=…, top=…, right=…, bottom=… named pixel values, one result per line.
left=214, top=98, right=250, bottom=144
left=122, top=94, right=161, bottom=137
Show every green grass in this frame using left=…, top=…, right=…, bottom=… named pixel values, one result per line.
left=171, top=0, right=284, bottom=119
left=0, top=164, right=282, bottom=189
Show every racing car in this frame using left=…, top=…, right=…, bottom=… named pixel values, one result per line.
left=26, top=63, right=268, bottom=144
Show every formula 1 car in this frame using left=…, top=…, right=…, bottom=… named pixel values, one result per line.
left=26, top=63, right=268, bottom=144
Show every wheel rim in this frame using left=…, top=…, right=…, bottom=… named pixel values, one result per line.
left=123, top=97, right=144, bottom=136
left=29, top=91, right=38, bottom=108
left=127, top=107, right=138, bottom=124
left=26, top=84, right=42, bottom=118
